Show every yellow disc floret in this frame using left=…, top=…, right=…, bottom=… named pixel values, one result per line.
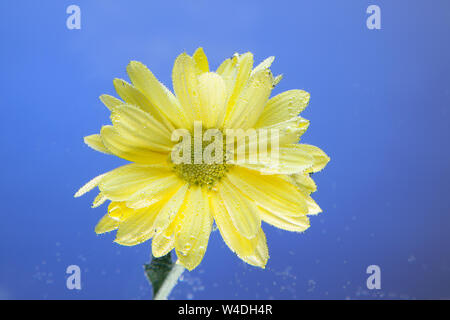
left=172, top=162, right=230, bottom=187
left=171, top=133, right=231, bottom=187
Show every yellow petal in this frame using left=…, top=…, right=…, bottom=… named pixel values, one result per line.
left=217, top=177, right=261, bottom=239
left=113, top=78, right=175, bottom=132
left=125, top=175, right=183, bottom=209
left=250, top=56, right=274, bottom=77
left=278, top=117, right=310, bottom=144
left=111, top=104, right=173, bottom=152
left=107, top=202, right=134, bottom=221
left=290, top=173, right=317, bottom=194
left=84, top=134, right=112, bottom=154
left=152, top=220, right=176, bottom=258
left=301, top=144, right=330, bottom=173
left=273, top=74, right=283, bottom=86
left=240, top=229, right=269, bottom=268
left=305, top=195, right=322, bottom=215
left=239, top=144, right=314, bottom=174
left=216, top=56, right=238, bottom=96
left=100, top=94, right=123, bottom=111
left=99, top=164, right=173, bottom=201
left=114, top=203, right=162, bottom=246
left=100, top=126, right=168, bottom=164
left=153, top=198, right=187, bottom=258
left=193, top=47, right=209, bottom=74
left=126, top=61, right=189, bottom=129
left=95, top=214, right=119, bottom=234
left=152, top=184, right=189, bottom=235
left=197, top=72, right=227, bottom=128
left=224, top=68, right=273, bottom=129
left=216, top=55, right=236, bottom=75
left=284, top=175, right=322, bottom=215
left=258, top=206, right=310, bottom=232
left=211, top=191, right=269, bottom=268
left=172, top=53, right=200, bottom=125
left=227, top=167, right=309, bottom=216
left=256, top=90, right=310, bottom=127
left=210, top=191, right=258, bottom=258
left=152, top=231, right=175, bottom=258
left=175, top=187, right=212, bottom=271
left=113, top=79, right=155, bottom=113
left=92, top=192, right=107, bottom=208
left=240, top=118, right=309, bottom=158
left=225, top=52, right=253, bottom=111
left=74, top=173, right=107, bottom=198
left=258, top=117, right=310, bottom=145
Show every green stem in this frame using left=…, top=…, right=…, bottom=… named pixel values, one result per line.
left=144, top=252, right=185, bottom=300
left=153, top=262, right=185, bottom=300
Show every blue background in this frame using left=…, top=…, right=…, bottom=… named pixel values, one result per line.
left=1, top=0, right=449, bottom=299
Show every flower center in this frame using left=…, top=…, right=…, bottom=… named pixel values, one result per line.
left=173, top=162, right=230, bottom=187
left=170, top=129, right=232, bottom=187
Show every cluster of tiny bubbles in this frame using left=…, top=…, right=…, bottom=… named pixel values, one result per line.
left=354, top=286, right=415, bottom=300
left=171, top=130, right=233, bottom=188
left=33, top=241, right=67, bottom=291
left=33, top=260, right=54, bottom=285
left=170, top=269, right=205, bottom=300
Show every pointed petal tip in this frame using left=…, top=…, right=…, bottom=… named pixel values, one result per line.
left=91, top=193, right=107, bottom=208
left=94, top=222, right=116, bottom=234
left=74, top=173, right=107, bottom=199
left=174, top=258, right=190, bottom=271
left=113, top=239, right=125, bottom=246
left=99, top=94, right=124, bottom=111
left=178, top=258, right=199, bottom=271
left=250, top=258, right=268, bottom=269
left=178, top=51, right=190, bottom=59
left=273, top=74, right=283, bottom=86
left=127, top=60, right=148, bottom=71
left=113, top=238, right=138, bottom=247
left=185, top=265, right=196, bottom=272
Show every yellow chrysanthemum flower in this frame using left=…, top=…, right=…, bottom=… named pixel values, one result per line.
left=75, top=48, right=329, bottom=271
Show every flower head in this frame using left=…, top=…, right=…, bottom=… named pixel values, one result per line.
left=75, top=48, right=329, bottom=270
